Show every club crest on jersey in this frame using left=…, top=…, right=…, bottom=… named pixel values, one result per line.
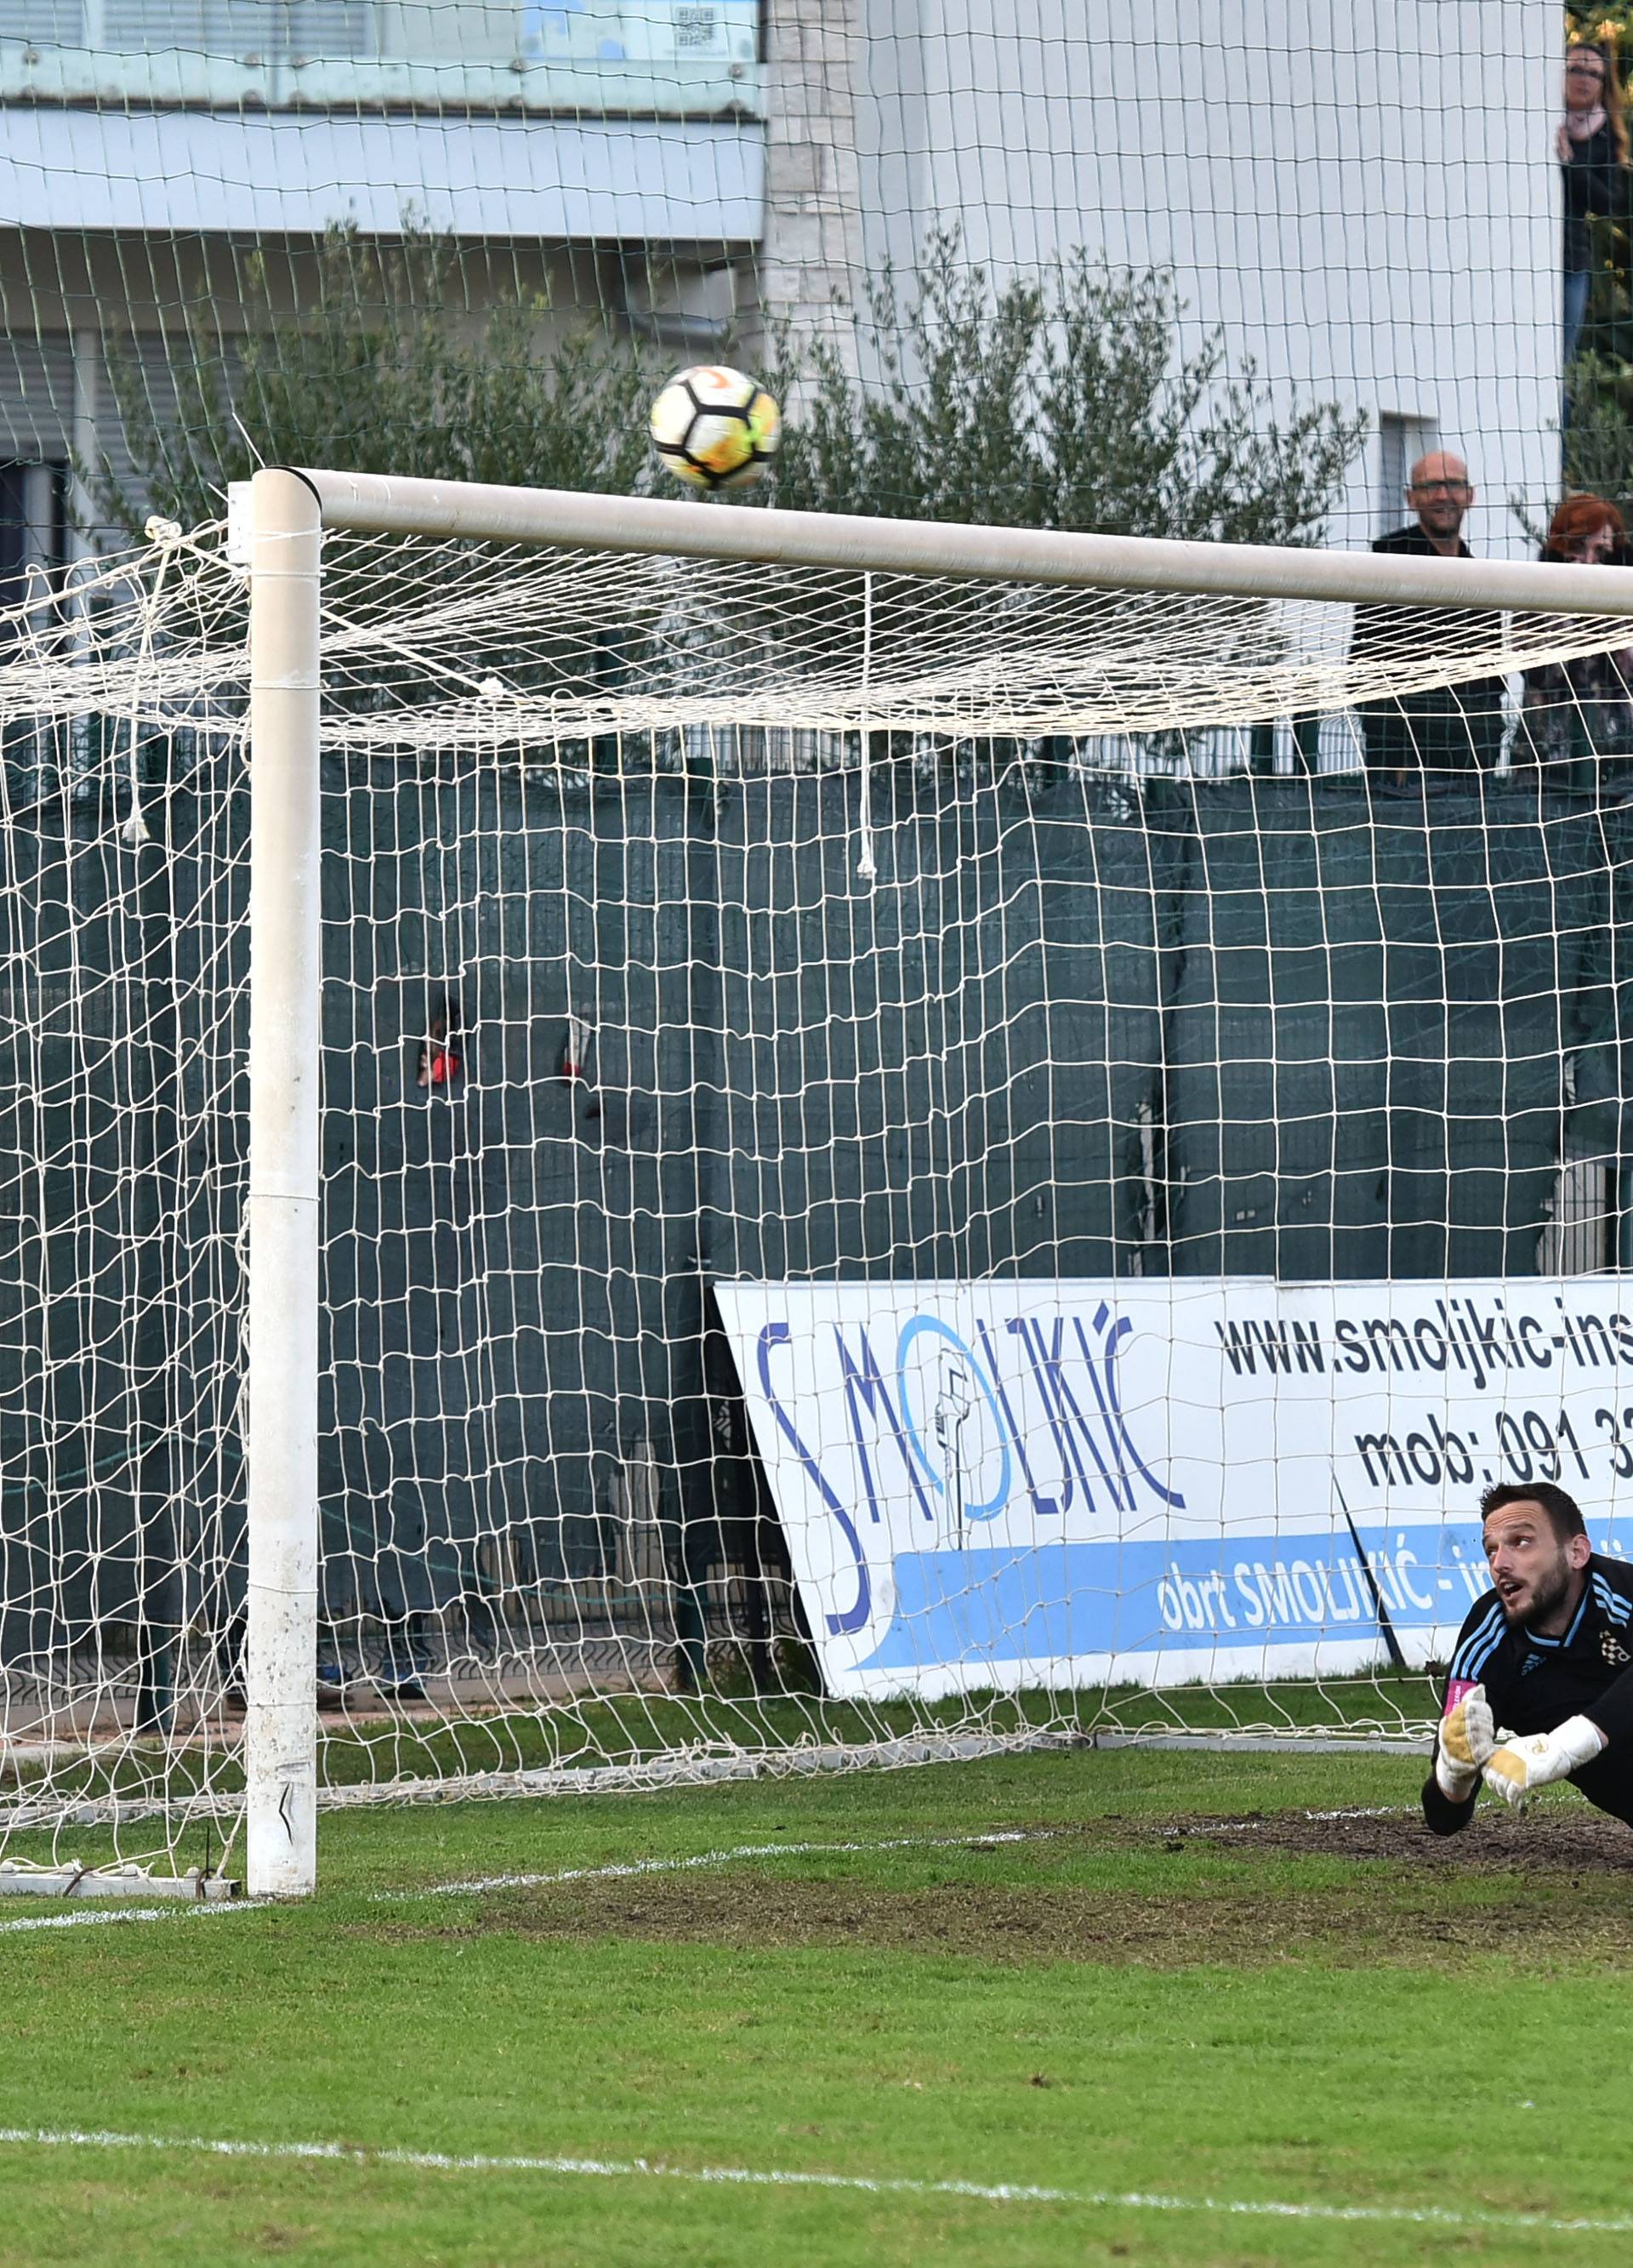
left=1602, top=1631, right=1630, bottom=1667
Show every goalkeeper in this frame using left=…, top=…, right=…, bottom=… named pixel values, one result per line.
left=1424, top=1482, right=1633, bottom=1832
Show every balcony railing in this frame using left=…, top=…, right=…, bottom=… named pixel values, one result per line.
left=0, top=0, right=761, bottom=110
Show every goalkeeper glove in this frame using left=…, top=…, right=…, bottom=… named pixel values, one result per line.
left=1434, top=1684, right=1495, bottom=1802
left=1482, top=1715, right=1607, bottom=1811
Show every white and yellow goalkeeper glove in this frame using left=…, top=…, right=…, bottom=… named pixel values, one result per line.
left=1434, top=1684, right=1495, bottom=1802
left=1482, top=1716, right=1607, bottom=1811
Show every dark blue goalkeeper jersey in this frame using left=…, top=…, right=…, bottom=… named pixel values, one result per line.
left=1421, top=1553, right=1633, bottom=1834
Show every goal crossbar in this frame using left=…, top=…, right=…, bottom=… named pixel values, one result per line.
left=288, top=464, right=1633, bottom=614
left=242, top=465, right=1633, bottom=1898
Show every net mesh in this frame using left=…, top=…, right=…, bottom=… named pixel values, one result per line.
left=0, top=0, right=1575, bottom=573
left=2, top=521, right=1633, bottom=1879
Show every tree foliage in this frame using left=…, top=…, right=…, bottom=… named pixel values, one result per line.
left=98, top=220, right=1365, bottom=552
left=766, top=228, right=1367, bottom=545
left=1517, top=350, right=1633, bottom=544
left=96, top=229, right=657, bottom=539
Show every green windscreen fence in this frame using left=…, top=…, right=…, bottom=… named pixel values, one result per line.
left=1160, top=781, right=1623, bottom=1281
left=3, top=754, right=1631, bottom=1671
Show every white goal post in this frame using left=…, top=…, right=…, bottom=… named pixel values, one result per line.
left=237, top=464, right=1633, bottom=1896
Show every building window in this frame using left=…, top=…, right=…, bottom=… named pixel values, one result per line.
left=1377, top=414, right=1437, bottom=539
left=0, top=463, right=65, bottom=606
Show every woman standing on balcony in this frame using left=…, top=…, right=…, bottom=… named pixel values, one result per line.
left=1561, top=36, right=1628, bottom=370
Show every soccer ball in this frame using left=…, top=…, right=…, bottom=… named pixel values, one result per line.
left=649, top=365, right=781, bottom=492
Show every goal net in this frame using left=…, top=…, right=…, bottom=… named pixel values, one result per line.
left=3, top=482, right=1632, bottom=1893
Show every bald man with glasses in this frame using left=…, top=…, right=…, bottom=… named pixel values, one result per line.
left=1350, top=452, right=1509, bottom=784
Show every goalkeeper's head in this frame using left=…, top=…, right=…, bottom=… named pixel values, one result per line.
left=1480, top=1482, right=1590, bottom=1632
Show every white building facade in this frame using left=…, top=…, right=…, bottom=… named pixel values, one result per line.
left=849, top=0, right=1562, bottom=554
left=0, top=0, right=1565, bottom=565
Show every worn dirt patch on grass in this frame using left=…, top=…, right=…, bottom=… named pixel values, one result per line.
left=1163, top=1803, right=1633, bottom=1872
left=373, top=1802, right=1633, bottom=1968
left=363, top=1800, right=1633, bottom=1968
left=444, top=1870, right=1633, bottom=1967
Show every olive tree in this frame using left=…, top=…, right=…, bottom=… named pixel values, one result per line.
left=765, top=226, right=1368, bottom=545
left=100, top=220, right=1363, bottom=551
left=95, top=228, right=656, bottom=539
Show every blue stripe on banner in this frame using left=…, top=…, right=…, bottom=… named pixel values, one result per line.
left=853, top=1525, right=1482, bottom=1670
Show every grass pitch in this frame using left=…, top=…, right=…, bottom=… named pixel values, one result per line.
left=2, top=1747, right=1631, bottom=2265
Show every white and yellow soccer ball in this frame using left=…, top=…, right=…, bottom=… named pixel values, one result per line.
left=649, top=365, right=781, bottom=492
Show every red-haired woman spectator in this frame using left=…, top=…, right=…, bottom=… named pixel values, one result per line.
left=1520, top=494, right=1633, bottom=791
left=1561, top=37, right=1628, bottom=368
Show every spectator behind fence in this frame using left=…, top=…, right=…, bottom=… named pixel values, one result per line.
left=1517, top=494, right=1633, bottom=794
left=1561, top=37, right=1628, bottom=369
left=418, top=999, right=464, bottom=1090
left=1350, top=451, right=1508, bottom=783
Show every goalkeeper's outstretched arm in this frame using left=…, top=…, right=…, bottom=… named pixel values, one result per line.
left=1422, top=1772, right=1477, bottom=1836
left=1421, top=1678, right=1492, bottom=1836
left=1420, top=1593, right=1505, bottom=1835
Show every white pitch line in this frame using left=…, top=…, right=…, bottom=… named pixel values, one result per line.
left=393, top=1805, right=1420, bottom=1901
left=1305, top=1804, right=1415, bottom=1822
left=390, top=1827, right=1059, bottom=1901
left=0, top=1901, right=254, bottom=1937
left=0, top=2126, right=1625, bottom=2238
left=0, top=1805, right=1426, bottom=1932
left=1185, top=1805, right=1411, bottom=1836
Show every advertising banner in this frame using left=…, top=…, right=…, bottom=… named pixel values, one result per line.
left=714, top=1279, right=1633, bottom=1702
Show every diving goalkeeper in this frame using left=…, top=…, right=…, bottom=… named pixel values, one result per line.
left=1425, top=1482, right=1633, bottom=1832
